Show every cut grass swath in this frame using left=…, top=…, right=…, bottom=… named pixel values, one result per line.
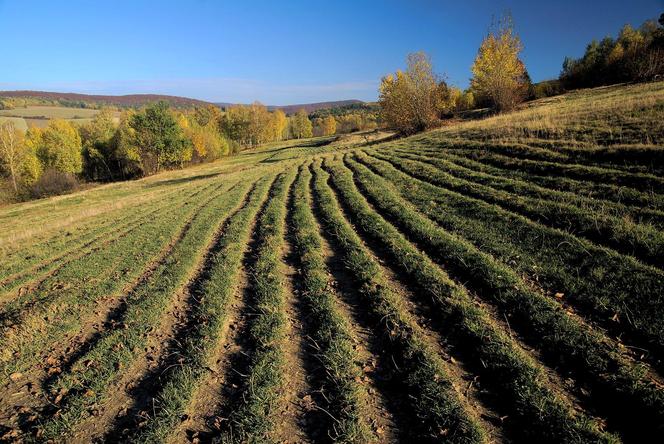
left=371, top=150, right=664, bottom=269
left=0, top=178, right=232, bottom=378
left=220, top=168, right=297, bottom=443
left=127, top=175, right=275, bottom=443
left=289, top=163, right=374, bottom=443
left=360, top=151, right=664, bottom=356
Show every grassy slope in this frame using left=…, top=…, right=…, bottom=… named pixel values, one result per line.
left=0, top=81, right=663, bottom=442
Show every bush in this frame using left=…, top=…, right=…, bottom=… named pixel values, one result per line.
left=30, top=168, right=78, bottom=198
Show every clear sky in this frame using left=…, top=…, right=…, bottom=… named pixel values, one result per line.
left=0, top=0, right=662, bottom=104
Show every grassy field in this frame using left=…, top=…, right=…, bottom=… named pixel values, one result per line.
left=0, top=106, right=119, bottom=128
left=1, top=82, right=663, bottom=443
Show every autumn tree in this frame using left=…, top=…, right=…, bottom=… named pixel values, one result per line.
left=289, top=109, right=313, bottom=139
left=193, top=104, right=223, bottom=127
left=37, top=119, right=83, bottom=174
left=379, top=52, right=447, bottom=134
left=471, top=16, right=529, bottom=111
left=0, top=121, right=26, bottom=192
left=79, top=109, right=117, bottom=180
left=179, top=112, right=229, bottom=162
left=321, top=115, right=336, bottom=136
left=267, top=109, right=288, bottom=141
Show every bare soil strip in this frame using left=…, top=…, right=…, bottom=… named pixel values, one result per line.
left=271, top=234, right=321, bottom=443
left=64, top=182, right=253, bottom=442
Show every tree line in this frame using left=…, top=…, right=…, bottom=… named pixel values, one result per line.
left=380, top=12, right=664, bottom=135
left=561, top=14, right=664, bottom=89
left=0, top=96, right=384, bottom=202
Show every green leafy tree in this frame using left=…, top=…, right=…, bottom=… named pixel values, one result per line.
left=130, top=102, right=189, bottom=174
left=79, top=109, right=117, bottom=180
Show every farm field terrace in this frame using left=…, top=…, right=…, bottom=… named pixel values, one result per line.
left=1, top=82, right=663, bottom=443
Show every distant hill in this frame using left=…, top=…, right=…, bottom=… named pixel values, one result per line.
left=216, top=100, right=365, bottom=115
left=0, top=90, right=212, bottom=108
left=1, top=91, right=366, bottom=114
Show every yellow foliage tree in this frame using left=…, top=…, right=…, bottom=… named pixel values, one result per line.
left=37, top=119, right=83, bottom=174
left=471, top=17, right=528, bottom=111
left=322, top=116, right=336, bottom=136
left=0, top=122, right=25, bottom=192
left=289, top=109, right=313, bottom=139
left=379, top=52, right=447, bottom=134
left=0, top=123, right=42, bottom=193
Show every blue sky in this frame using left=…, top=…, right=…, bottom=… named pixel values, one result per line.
left=0, top=0, right=661, bottom=104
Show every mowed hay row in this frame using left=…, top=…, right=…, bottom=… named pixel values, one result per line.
left=320, top=156, right=617, bottom=443
left=217, top=168, right=297, bottom=442
left=315, top=158, right=498, bottom=443
left=368, top=149, right=664, bottom=269
left=121, top=174, right=275, bottom=443
left=0, top=173, right=204, bottom=269
left=0, top=177, right=233, bottom=375
left=388, top=147, right=664, bottom=228
left=288, top=163, right=375, bottom=442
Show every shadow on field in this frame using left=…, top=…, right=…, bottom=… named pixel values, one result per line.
left=145, top=172, right=221, bottom=188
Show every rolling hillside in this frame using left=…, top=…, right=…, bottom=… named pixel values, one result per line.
left=0, top=82, right=663, bottom=443
left=0, top=90, right=212, bottom=108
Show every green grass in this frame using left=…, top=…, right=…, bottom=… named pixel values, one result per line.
left=0, top=82, right=662, bottom=442
left=129, top=176, right=274, bottom=443
left=323, top=155, right=615, bottom=443
left=355, top=151, right=664, bottom=357
left=39, top=178, right=255, bottom=440
left=221, top=168, right=296, bottom=443
left=346, top=152, right=664, bottom=440
left=312, top=159, right=486, bottom=443
left=289, top=163, right=373, bottom=443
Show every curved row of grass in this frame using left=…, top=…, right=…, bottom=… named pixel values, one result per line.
left=289, top=163, right=374, bottom=443
left=371, top=150, right=664, bottom=269
left=433, top=146, right=664, bottom=194
left=0, top=178, right=231, bottom=378
left=359, top=151, right=664, bottom=355
left=0, top=178, right=202, bottom=287
left=220, top=168, right=297, bottom=443
left=38, top=178, right=256, bottom=441
left=127, top=175, right=275, bottom=444
left=312, top=159, right=488, bottom=444
left=346, top=153, right=664, bottom=440
left=391, top=148, right=664, bottom=228
left=322, top=156, right=615, bottom=443
left=0, top=177, right=218, bottom=310
left=430, top=146, right=664, bottom=210
left=416, top=137, right=664, bottom=175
